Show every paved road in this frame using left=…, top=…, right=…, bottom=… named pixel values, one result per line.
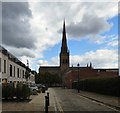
left=1, top=88, right=120, bottom=113
left=53, top=88, right=120, bottom=113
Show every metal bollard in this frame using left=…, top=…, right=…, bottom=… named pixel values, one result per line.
left=45, top=96, right=48, bottom=113
left=47, top=92, right=49, bottom=106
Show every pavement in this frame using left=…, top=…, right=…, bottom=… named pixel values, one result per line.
left=2, top=88, right=60, bottom=112
left=29, top=88, right=59, bottom=112
left=2, top=87, right=120, bottom=112
left=71, top=88, right=120, bottom=111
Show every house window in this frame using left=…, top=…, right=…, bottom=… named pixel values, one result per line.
left=4, top=60, right=6, bottom=73
left=10, top=64, right=12, bottom=77
left=20, top=69, right=21, bottom=78
left=14, top=66, right=15, bottom=77
left=17, top=68, right=19, bottom=78
left=0, top=58, right=1, bottom=72
left=23, top=70, right=24, bottom=78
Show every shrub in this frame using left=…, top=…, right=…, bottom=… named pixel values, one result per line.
left=73, top=76, right=120, bottom=97
left=16, top=83, right=31, bottom=100
left=22, top=84, right=31, bottom=99
left=2, top=83, right=15, bottom=99
left=2, top=83, right=31, bottom=100
left=16, top=83, right=23, bottom=99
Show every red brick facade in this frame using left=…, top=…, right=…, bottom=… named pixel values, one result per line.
left=64, top=67, right=118, bottom=89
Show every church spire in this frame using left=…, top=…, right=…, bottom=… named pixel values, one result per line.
left=60, top=20, right=69, bottom=71
left=61, top=20, right=68, bottom=53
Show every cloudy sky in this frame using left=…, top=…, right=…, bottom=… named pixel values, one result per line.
left=2, top=1, right=119, bottom=72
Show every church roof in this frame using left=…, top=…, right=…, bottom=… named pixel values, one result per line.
left=40, top=66, right=60, bottom=69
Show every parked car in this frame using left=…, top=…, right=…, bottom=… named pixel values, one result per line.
left=36, top=84, right=43, bottom=89
left=29, top=84, right=38, bottom=95
left=36, top=84, right=45, bottom=89
left=36, top=84, right=48, bottom=93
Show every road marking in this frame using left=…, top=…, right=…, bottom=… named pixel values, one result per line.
left=52, top=89, right=64, bottom=113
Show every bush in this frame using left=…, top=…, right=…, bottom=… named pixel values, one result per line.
left=16, top=83, right=23, bottom=99
left=2, top=83, right=15, bottom=99
left=16, top=83, right=31, bottom=100
left=73, top=77, right=120, bottom=97
left=22, top=84, right=31, bottom=99
left=2, top=83, right=31, bottom=100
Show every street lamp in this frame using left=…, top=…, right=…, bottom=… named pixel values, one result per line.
left=77, top=63, right=80, bottom=93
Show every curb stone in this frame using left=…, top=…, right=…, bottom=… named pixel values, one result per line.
left=80, top=94, right=120, bottom=112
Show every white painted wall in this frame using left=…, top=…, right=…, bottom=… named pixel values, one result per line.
left=0, top=50, right=35, bottom=84
left=8, top=60, right=26, bottom=83
left=0, top=52, right=8, bottom=83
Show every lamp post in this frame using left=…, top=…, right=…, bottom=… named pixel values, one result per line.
left=77, top=63, right=80, bottom=93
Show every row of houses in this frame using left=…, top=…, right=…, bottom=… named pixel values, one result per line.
left=0, top=46, right=35, bottom=84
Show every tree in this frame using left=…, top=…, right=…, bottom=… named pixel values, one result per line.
left=36, top=72, right=61, bottom=86
left=35, top=73, right=40, bottom=84
left=25, top=68, right=30, bottom=82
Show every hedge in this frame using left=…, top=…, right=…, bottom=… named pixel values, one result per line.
left=2, top=83, right=15, bottom=99
left=2, top=83, right=31, bottom=100
left=16, top=83, right=31, bottom=100
left=72, top=76, right=120, bottom=97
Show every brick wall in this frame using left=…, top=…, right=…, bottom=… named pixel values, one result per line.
left=64, top=68, right=118, bottom=89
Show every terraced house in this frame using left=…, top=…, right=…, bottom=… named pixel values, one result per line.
left=0, top=46, right=35, bottom=84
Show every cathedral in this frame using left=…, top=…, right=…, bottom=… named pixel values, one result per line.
left=39, top=20, right=118, bottom=87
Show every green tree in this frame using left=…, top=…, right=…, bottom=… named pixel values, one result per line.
left=36, top=72, right=61, bottom=86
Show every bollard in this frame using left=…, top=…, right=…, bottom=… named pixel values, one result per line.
left=47, top=92, right=49, bottom=106
left=45, top=96, right=48, bottom=113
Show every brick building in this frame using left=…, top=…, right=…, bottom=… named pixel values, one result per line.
left=64, top=67, right=118, bottom=89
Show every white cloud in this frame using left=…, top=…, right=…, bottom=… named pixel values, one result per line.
left=29, top=2, right=62, bottom=53
left=50, top=56, right=59, bottom=66
left=37, top=56, right=59, bottom=66
left=37, top=49, right=118, bottom=68
left=3, top=45, right=43, bottom=58
left=87, top=35, right=118, bottom=47
left=81, top=2, right=118, bottom=19
left=65, top=14, right=112, bottom=38
left=2, top=2, right=118, bottom=70
left=37, top=60, right=49, bottom=66
left=106, top=35, right=118, bottom=47
left=70, top=49, right=118, bottom=68
left=28, top=2, right=118, bottom=49
left=19, top=56, right=32, bottom=67
left=88, top=35, right=106, bottom=44
left=2, top=2, right=35, bottom=48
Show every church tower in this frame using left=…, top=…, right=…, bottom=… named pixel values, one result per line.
left=60, top=20, right=69, bottom=72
